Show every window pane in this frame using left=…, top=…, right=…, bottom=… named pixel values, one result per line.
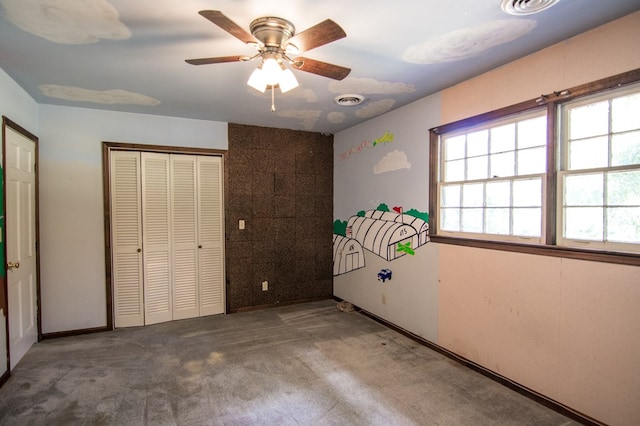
left=467, top=155, right=488, bottom=180
left=462, top=208, right=483, bottom=233
left=467, top=130, right=488, bottom=157
left=445, top=159, right=465, bottom=182
left=437, top=109, right=547, bottom=243
left=513, top=178, right=542, bottom=207
left=565, top=207, right=603, bottom=240
left=441, top=208, right=460, bottom=231
left=445, top=135, right=466, bottom=161
left=441, top=185, right=461, bottom=207
left=569, top=101, right=609, bottom=139
left=486, top=181, right=510, bottom=207
left=513, top=208, right=541, bottom=237
left=462, top=183, right=484, bottom=207
left=490, top=151, right=515, bottom=178
left=607, top=207, right=640, bottom=243
left=491, top=124, right=515, bottom=153
left=612, top=92, right=640, bottom=133
left=486, top=208, right=510, bottom=235
left=568, top=136, right=608, bottom=170
left=607, top=170, right=640, bottom=206
left=611, top=131, right=640, bottom=166
left=565, top=173, right=603, bottom=206
left=518, top=115, right=547, bottom=149
left=517, top=146, right=546, bottom=175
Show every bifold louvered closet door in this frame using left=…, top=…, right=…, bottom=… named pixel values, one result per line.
left=111, top=151, right=224, bottom=327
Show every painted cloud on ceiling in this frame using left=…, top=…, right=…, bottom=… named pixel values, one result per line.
left=402, top=19, right=537, bottom=64
left=374, top=149, right=411, bottom=175
left=277, top=110, right=321, bottom=130
left=356, top=99, right=396, bottom=119
left=40, top=85, right=161, bottom=106
left=327, top=112, right=346, bottom=124
left=329, top=78, right=415, bottom=95
left=1, top=0, right=131, bottom=44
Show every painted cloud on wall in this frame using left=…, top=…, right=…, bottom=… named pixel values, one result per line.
left=402, top=19, right=536, bottom=64
left=1, top=0, right=131, bottom=44
left=39, top=85, right=161, bottom=105
left=374, top=149, right=411, bottom=174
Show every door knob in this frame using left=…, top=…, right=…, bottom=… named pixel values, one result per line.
left=7, top=261, right=20, bottom=270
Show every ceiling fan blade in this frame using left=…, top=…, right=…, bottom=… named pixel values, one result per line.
left=292, top=57, right=350, bottom=80
left=185, top=55, right=247, bottom=65
left=286, top=19, right=346, bottom=53
left=199, top=10, right=257, bottom=45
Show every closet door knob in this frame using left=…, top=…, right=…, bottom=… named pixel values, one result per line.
left=137, top=248, right=142, bottom=253
left=198, top=245, right=203, bottom=249
left=7, top=261, right=20, bottom=270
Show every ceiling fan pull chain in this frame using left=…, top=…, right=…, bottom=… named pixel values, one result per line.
left=271, top=85, right=276, bottom=112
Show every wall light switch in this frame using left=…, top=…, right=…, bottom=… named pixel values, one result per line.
left=262, top=280, right=268, bottom=291
left=239, top=219, right=245, bottom=230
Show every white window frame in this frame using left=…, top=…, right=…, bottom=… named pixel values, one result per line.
left=429, top=68, right=640, bottom=265
left=556, top=82, right=640, bottom=253
left=436, top=109, right=548, bottom=244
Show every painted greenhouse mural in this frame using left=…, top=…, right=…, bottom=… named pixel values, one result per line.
left=333, top=204, right=429, bottom=276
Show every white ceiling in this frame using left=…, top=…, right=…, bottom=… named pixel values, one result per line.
left=1, top=0, right=639, bottom=134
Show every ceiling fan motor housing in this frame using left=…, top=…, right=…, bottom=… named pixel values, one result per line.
left=250, top=17, right=296, bottom=49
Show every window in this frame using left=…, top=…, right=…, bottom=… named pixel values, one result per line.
left=430, top=69, right=640, bottom=261
left=438, top=111, right=547, bottom=243
left=557, top=83, right=640, bottom=252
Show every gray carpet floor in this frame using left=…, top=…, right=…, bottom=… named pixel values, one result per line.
left=0, top=300, right=578, bottom=425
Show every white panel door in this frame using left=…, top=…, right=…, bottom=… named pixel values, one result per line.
left=170, top=155, right=199, bottom=320
left=111, top=151, right=144, bottom=327
left=5, top=126, right=37, bottom=370
left=141, top=153, right=173, bottom=325
left=197, top=156, right=225, bottom=316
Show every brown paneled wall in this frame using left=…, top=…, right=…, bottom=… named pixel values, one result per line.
left=225, top=123, right=334, bottom=311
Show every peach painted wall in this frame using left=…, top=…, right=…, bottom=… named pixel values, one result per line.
left=441, top=11, right=640, bottom=124
left=437, top=12, right=640, bottom=426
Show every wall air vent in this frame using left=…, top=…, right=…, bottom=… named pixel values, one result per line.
left=335, top=94, right=364, bottom=106
left=501, top=0, right=560, bottom=15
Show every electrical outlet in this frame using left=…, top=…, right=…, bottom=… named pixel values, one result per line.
left=239, top=219, right=245, bottom=230
left=382, top=293, right=387, bottom=305
left=262, top=280, right=268, bottom=291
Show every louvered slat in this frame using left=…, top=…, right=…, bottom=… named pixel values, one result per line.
left=198, top=156, right=224, bottom=315
left=170, top=155, right=199, bottom=320
left=142, top=153, right=172, bottom=325
left=111, top=151, right=144, bottom=327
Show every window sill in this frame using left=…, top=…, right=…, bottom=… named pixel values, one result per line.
left=429, top=235, right=640, bottom=267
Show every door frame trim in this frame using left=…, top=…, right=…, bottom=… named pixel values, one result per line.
left=1, top=116, right=41, bottom=376
left=102, top=142, right=227, bottom=329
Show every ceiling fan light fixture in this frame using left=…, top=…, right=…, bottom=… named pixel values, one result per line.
left=279, top=68, right=299, bottom=93
left=261, top=57, right=282, bottom=86
left=247, top=67, right=267, bottom=93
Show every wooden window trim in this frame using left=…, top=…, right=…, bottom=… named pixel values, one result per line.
left=428, top=68, right=640, bottom=267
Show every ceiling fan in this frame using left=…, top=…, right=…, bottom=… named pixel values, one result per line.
left=186, top=10, right=351, bottom=104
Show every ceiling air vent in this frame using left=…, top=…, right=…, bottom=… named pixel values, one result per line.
left=501, top=0, right=560, bottom=15
left=335, top=94, right=364, bottom=106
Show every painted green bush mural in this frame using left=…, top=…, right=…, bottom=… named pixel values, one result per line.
left=333, top=219, right=348, bottom=236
